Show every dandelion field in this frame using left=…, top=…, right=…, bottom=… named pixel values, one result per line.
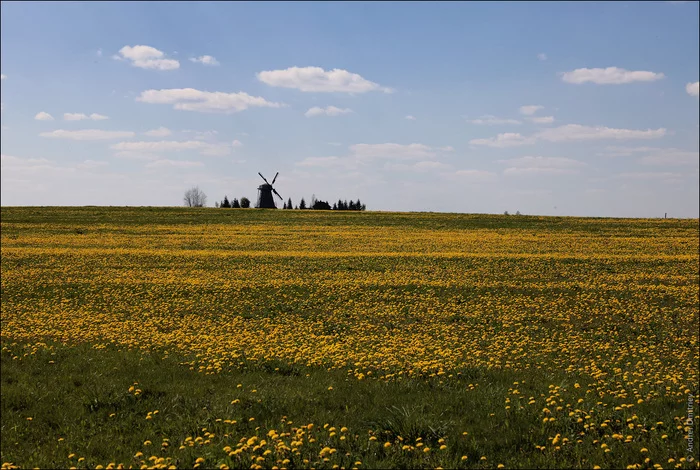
left=1, top=207, right=698, bottom=469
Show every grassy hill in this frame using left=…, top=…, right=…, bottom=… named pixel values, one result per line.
left=1, top=207, right=698, bottom=469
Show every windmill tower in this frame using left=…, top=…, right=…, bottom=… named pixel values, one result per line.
left=256, top=172, right=283, bottom=209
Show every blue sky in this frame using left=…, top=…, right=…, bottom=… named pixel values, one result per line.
left=1, top=1, right=698, bottom=217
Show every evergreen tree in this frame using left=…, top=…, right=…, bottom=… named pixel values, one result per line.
left=349, top=200, right=356, bottom=211
left=232, top=198, right=240, bottom=208
left=287, top=198, right=293, bottom=210
left=332, top=202, right=337, bottom=210
left=283, top=201, right=287, bottom=209
left=294, top=205, right=298, bottom=210
left=299, top=198, right=306, bottom=210
left=343, top=200, right=349, bottom=210
left=221, top=196, right=231, bottom=208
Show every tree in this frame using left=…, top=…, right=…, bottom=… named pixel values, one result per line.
left=287, top=198, right=293, bottom=210
left=240, top=197, right=251, bottom=208
left=299, top=198, right=306, bottom=210
left=232, top=198, right=240, bottom=208
left=332, top=202, right=337, bottom=210
left=349, top=200, right=356, bottom=211
left=504, top=211, right=509, bottom=216
left=221, top=196, right=231, bottom=208
left=283, top=201, right=288, bottom=209
left=312, top=199, right=331, bottom=210
left=184, top=186, right=207, bottom=207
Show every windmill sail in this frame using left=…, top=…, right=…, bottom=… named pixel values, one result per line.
left=256, top=172, right=282, bottom=209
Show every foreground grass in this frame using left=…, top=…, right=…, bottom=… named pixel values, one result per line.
left=1, top=207, right=698, bottom=469
left=2, top=342, right=694, bottom=470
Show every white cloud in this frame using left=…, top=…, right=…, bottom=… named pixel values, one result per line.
left=1, top=154, right=52, bottom=170
left=499, top=156, right=584, bottom=177
left=405, top=115, right=416, bottom=120
left=183, top=129, right=218, bottom=140
left=498, top=156, right=585, bottom=169
left=136, top=88, right=285, bottom=113
left=34, top=112, right=54, bottom=121
left=530, top=116, right=554, bottom=124
left=114, top=45, right=180, bottom=70
left=561, top=67, right=665, bottom=85
left=77, top=159, right=109, bottom=169
left=471, top=124, right=666, bottom=149
left=468, top=115, right=521, bottom=125
left=64, top=113, right=88, bottom=121
left=64, top=113, right=109, bottom=121
left=537, top=53, right=547, bottom=61
left=469, top=133, right=536, bottom=148
left=305, top=106, right=353, bottom=117
left=231, top=139, right=243, bottom=147
left=190, top=55, right=220, bottom=66
left=256, top=66, right=392, bottom=93
left=40, top=129, right=135, bottom=140
left=295, top=142, right=451, bottom=171
left=112, top=140, right=213, bottom=152
left=112, top=139, right=238, bottom=156
left=439, top=146, right=454, bottom=152
left=350, top=143, right=436, bottom=159
left=451, top=169, right=498, bottom=182
left=97, top=48, right=102, bottom=57
left=519, top=105, right=544, bottom=115
left=618, top=172, right=684, bottom=180
left=600, top=146, right=663, bottom=157
left=536, top=124, right=666, bottom=142
left=296, top=156, right=348, bottom=168
left=686, top=81, right=699, bottom=97
left=504, top=167, right=577, bottom=176
left=144, top=127, right=172, bottom=137
left=145, top=159, right=204, bottom=168
left=414, top=161, right=450, bottom=170
left=638, top=149, right=699, bottom=166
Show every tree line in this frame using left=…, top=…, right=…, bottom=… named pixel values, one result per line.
left=216, top=196, right=250, bottom=208
left=215, top=195, right=366, bottom=210
left=184, top=186, right=367, bottom=211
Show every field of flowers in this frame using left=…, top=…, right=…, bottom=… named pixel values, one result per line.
left=1, top=207, right=698, bottom=469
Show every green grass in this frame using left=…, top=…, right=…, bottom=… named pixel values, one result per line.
left=2, top=342, right=693, bottom=470
left=1, top=207, right=698, bottom=469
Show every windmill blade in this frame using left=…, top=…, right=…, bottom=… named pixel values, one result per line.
left=271, top=172, right=279, bottom=185
left=272, top=188, right=283, bottom=201
left=258, top=172, right=270, bottom=185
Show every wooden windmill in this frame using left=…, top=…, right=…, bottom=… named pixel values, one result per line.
left=256, top=172, right=283, bottom=209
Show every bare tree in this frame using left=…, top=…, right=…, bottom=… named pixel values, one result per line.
left=183, top=186, right=207, bottom=207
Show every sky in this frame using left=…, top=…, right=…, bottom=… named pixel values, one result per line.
left=1, top=1, right=698, bottom=217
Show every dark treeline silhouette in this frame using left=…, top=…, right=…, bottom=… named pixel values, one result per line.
left=216, top=194, right=366, bottom=211
left=216, top=196, right=248, bottom=208
left=332, top=199, right=366, bottom=211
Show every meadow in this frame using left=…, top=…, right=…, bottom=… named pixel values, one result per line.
left=1, top=207, right=698, bottom=470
